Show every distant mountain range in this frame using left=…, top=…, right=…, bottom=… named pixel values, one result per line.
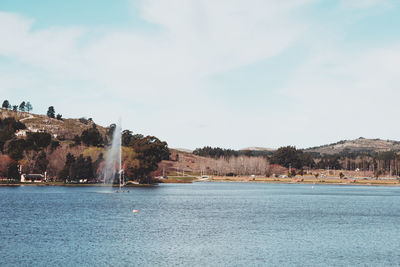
left=175, top=137, right=400, bottom=156
left=304, top=137, right=400, bottom=155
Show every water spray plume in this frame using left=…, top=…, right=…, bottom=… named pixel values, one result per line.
left=103, top=120, right=123, bottom=187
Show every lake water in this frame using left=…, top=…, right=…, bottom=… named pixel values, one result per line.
left=1, top=183, right=400, bottom=266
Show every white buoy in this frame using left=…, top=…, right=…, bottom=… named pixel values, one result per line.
left=132, top=209, right=139, bottom=213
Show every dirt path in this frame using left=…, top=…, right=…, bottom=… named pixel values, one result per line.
left=20, top=113, right=34, bottom=122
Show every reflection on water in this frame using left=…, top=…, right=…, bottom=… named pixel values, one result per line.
left=1, top=183, right=400, bottom=266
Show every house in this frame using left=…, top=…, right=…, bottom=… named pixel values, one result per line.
left=21, top=174, right=46, bottom=183
left=15, top=129, right=28, bottom=137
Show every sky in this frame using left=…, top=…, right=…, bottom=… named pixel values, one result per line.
left=1, top=0, right=400, bottom=150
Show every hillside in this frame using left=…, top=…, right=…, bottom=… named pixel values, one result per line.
left=0, top=109, right=107, bottom=140
left=0, top=108, right=169, bottom=183
left=304, top=137, right=400, bottom=155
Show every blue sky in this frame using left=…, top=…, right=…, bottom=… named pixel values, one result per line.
left=1, top=0, right=400, bottom=149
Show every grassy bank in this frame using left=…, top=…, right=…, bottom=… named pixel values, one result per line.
left=207, top=175, right=400, bottom=186
left=0, top=182, right=155, bottom=187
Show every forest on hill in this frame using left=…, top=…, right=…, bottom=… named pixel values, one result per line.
left=192, top=144, right=400, bottom=177
left=0, top=100, right=169, bottom=184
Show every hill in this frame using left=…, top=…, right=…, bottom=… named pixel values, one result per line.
left=0, top=108, right=169, bottom=184
left=304, top=137, right=400, bottom=155
left=0, top=109, right=106, bottom=140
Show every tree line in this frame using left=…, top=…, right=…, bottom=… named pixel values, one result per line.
left=2, top=100, right=64, bottom=121
left=193, top=146, right=273, bottom=159
left=192, top=145, right=400, bottom=177
left=2, top=100, right=33, bottom=112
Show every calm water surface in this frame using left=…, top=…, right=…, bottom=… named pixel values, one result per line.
left=1, top=183, right=400, bottom=266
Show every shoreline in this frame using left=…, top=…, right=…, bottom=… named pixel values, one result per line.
left=1, top=178, right=399, bottom=187
left=203, top=176, right=400, bottom=186
left=200, top=180, right=400, bottom=187
left=0, top=183, right=155, bottom=187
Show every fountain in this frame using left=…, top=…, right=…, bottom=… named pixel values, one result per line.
left=103, top=121, right=127, bottom=191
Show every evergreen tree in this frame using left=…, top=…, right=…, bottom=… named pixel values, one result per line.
left=81, top=125, right=104, bottom=147
left=12, top=105, right=18, bottom=111
left=122, top=130, right=133, bottom=146
left=19, top=101, right=26, bottom=112
left=74, top=155, right=93, bottom=181
left=56, top=114, right=62, bottom=120
left=2, top=100, right=10, bottom=109
left=7, top=162, right=20, bottom=181
left=59, top=153, right=75, bottom=182
left=47, top=106, right=55, bottom=118
left=34, top=151, right=49, bottom=173
left=25, top=102, right=33, bottom=113
left=75, top=155, right=86, bottom=181
left=85, top=156, right=94, bottom=180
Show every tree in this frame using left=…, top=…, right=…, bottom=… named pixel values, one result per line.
left=2, top=100, right=10, bottom=109
left=81, top=125, right=103, bottom=147
left=73, top=154, right=93, bottom=182
left=47, top=106, right=55, bottom=118
left=121, top=147, right=139, bottom=180
left=7, top=139, right=26, bottom=160
left=26, top=132, right=52, bottom=149
left=0, top=117, right=26, bottom=133
left=193, top=146, right=239, bottom=158
left=0, top=118, right=26, bottom=152
left=25, top=102, right=33, bottom=113
left=0, top=155, right=14, bottom=177
left=270, top=146, right=301, bottom=169
left=129, top=135, right=170, bottom=183
left=12, top=105, right=18, bottom=111
left=50, top=140, right=60, bottom=151
left=34, top=151, right=49, bottom=173
left=122, top=130, right=133, bottom=146
left=59, top=153, right=75, bottom=182
left=7, top=162, right=20, bottom=181
left=73, top=135, right=81, bottom=146
left=19, top=101, right=26, bottom=112
left=56, top=114, right=62, bottom=120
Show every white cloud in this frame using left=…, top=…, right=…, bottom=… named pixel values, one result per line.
left=0, top=1, right=310, bottom=97
left=0, top=1, right=314, bottom=148
left=280, top=42, right=400, bottom=147
left=1, top=1, right=399, bottom=149
left=340, top=0, right=393, bottom=9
